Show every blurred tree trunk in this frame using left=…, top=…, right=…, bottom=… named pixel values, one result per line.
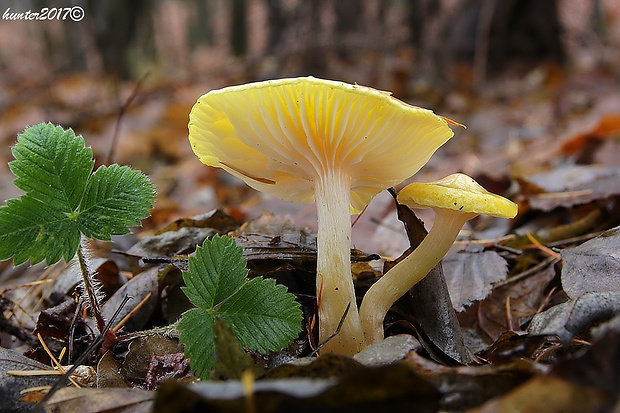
left=189, top=0, right=214, bottom=48
left=333, top=0, right=360, bottom=35
left=299, top=0, right=327, bottom=76
left=487, top=0, right=565, bottom=75
left=87, top=0, right=154, bottom=79
left=230, top=0, right=248, bottom=57
left=407, top=0, right=438, bottom=50
left=437, top=0, right=565, bottom=90
left=266, top=0, right=285, bottom=52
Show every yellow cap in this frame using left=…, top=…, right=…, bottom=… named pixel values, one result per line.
left=189, top=77, right=455, bottom=213
left=397, top=173, right=518, bottom=218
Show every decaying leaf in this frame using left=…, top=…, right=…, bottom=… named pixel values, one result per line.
left=561, top=225, right=620, bottom=299
left=99, top=267, right=159, bottom=333
left=120, top=334, right=185, bottom=385
left=470, top=375, right=606, bottom=413
left=154, top=362, right=439, bottom=413
left=97, top=351, right=128, bottom=389
left=0, top=347, right=58, bottom=413
left=145, top=353, right=190, bottom=391
left=518, top=165, right=620, bottom=211
left=403, top=350, right=543, bottom=411
left=443, top=244, right=509, bottom=312
left=528, top=291, right=620, bottom=344
left=45, top=387, right=154, bottom=413
left=477, top=263, right=557, bottom=342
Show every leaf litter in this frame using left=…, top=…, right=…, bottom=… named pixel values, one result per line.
left=2, top=48, right=620, bottom=413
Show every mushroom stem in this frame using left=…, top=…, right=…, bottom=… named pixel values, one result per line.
left=359, top=209, right=475, bottom=345
left=315, top=169, right=364, bottom=355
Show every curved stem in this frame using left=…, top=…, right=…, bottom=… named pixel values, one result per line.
left=315, top=170, right=364, bottom=355
left=359, top=209, right=474, bottom=345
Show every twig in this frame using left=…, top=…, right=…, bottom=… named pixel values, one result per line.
left=494, top=256, right=560, bottom=288
left=112, top=293, right=148, bottom=333
left=33, top=295, right=133, bottom=411
left=105, top=72, right=150, bottom=165
left=309, top=302, right=351, bottom=356
left=525, top=231, right=562, bottom=260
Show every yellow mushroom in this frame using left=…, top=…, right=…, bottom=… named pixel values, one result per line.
left=360, top=173, right=518, bottom=345
left=188, top=77, right=455, bottom=355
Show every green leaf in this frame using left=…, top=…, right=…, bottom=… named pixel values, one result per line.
left=0, top=123, right=155, bottom=266
left=177, top=308, right=215, bottom=379
left=182, top=233, right=248, bottom=309
left=77, top=164, right=156, bottom=240
left=0, top=196, right=81, bottom=265
left=9, top=123, right=93, bottom=212
left=212, top=317, right=264, bottom=380
left=178, top=235, right=303, bottom=379
left=219, top=278, right=305, bottom=353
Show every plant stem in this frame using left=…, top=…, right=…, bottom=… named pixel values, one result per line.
left=315, top=169, right=364, bottom=355
left=76, top=241, right=106, bottom=332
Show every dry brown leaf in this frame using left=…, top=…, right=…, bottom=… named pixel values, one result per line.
left=45, top=387, right=154, bottom=413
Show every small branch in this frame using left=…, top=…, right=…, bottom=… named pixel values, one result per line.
left=309, top=302, right=351, bottom=357
left=105, top=72, right=150, bottom=165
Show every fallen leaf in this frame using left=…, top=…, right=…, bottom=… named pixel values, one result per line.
left=100, top=267, right=159, bottom=333
left=145, top=353, right=190, bottom=391
left=97, top=350, right=128, bottom=389
left=528, top=291, right=620, bottom=344
left=45, top=387, right=154, bottom=413
left=443, top=245, right=509, bottom=312
left=550, top=330, right=620, bottom=410
left=518, top=165, right=620, bottom=211
left=154, top=362, right=439, bottom=413
left=478, top=263, right=557, bottom=342
left=0, top=347, right=58, bottom=413
left=403, top=350, right=543, bottom=411
left=561, top=112, right=620, bottom=157
left=469, top=375, right=606, bottom=413
left=121, top=334, right=184, bottom=385
left=561, top=225, right=620, bottom=299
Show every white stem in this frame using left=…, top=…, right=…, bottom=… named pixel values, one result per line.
left=359, top=209, right=474, bottom=345
left=315, top=170, right=364, bottom=355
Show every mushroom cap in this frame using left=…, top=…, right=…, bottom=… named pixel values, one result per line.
left=397, top=173, right=518, bottom=218
left=189, top=77, right=455, bottom=213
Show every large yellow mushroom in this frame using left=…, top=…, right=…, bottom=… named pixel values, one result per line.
left=360, top=173, right=518, bottom=345
left=188, top=77, right=455, bottom=355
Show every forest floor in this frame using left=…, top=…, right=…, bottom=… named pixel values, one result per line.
left=1, top=14, right=620, bottom=411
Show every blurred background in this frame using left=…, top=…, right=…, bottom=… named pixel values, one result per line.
left=1, top=0, right=619, bottom=254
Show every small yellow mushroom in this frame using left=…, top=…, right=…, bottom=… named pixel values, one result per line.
left=360, top=173, right=518, bottom=345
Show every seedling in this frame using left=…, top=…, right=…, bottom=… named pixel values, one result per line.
left=177, top=235, right=302, bottom=379
left=0, top=123, right=155, bottom=334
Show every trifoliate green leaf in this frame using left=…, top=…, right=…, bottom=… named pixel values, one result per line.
left=0, top=123, right=155, bottom=266
left=178, top=235, right=302, bottom=379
